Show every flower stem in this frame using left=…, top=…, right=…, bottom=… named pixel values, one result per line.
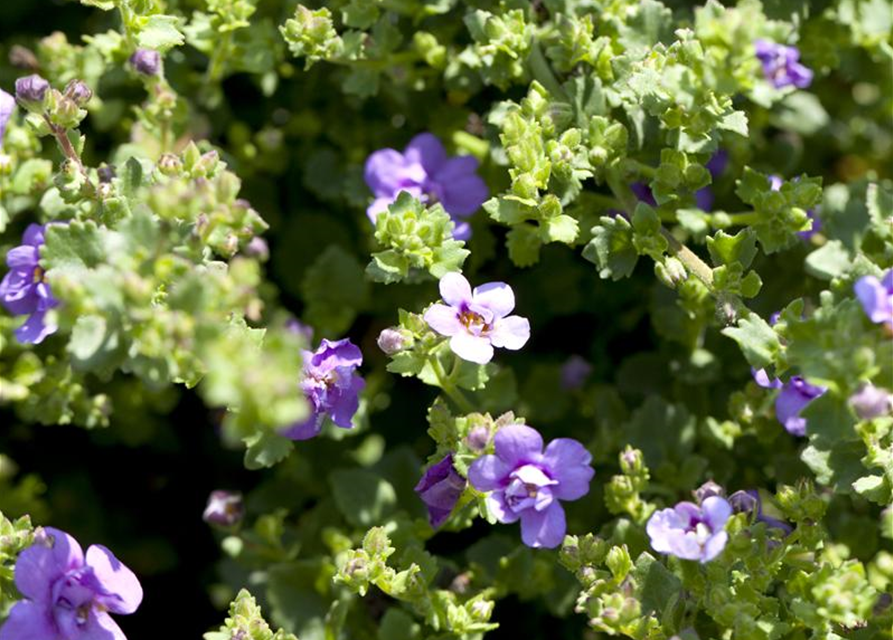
left=429, top=353, right=475, bottom=414
left=527, top=40, right=568, bottom=103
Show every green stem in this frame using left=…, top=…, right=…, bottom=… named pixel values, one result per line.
left=625, top=159, right=657, bottom=179
left=716, top=212, right=760, bottom=226
left=527, top=39, right=568, bottom=102
left=429, top=354, right=475, bottom=414
left=588, top=192, right=624, bottom=211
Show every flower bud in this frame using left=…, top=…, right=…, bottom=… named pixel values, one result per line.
left=694, top=480, right=724, bottom=503
left=202, top=490, right=245, bottom=527
left=157, top=152, right=182, bottom=176
left=849, top=383, right=892, bottom=420
left=728, top=489, right=759, bottom=517
left=63, top=79, right=92, bottom=106
left=561, top=354, right=591, bottom=390
left=376, top=327, right=405, bottom=355
left=97, top=164, right=116, bottom=184
left=130, top=48, right=161, bottom=76
left=655, top=256, right=688, bottom=289
left=244, top=237, right=269, bottom=261
left=14, top=74, right=49, bottom=110
left=619, top=447, right=644, bottom=475
left=466, top=424, right=490, bottom=451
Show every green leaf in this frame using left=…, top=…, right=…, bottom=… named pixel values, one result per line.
left=301, top=245, right=370, bottom=336
left=722, top=312, right=780, bottom=369
left=137, top=15, right=186, bottom=52
left=707, top=228, right=758, bottom=268
left=506, top=225, right=542, bottom=267
left=543, top=214, right=579, bottom=244
left=804, top=240, right=852, bottom=280
left=633, top=551, right=682, bottom=615
left=584, top=216, right=638, bottom=280
left=717, top=110, right=748, bottom=137
left=243, top=431, right=294, bottom=470
left=330, top=469, right=397, bottom=527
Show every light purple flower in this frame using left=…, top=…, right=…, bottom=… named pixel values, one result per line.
left=849, top=383, right=892, bottom=420
left=283, top=338, right=365, bottom=440
left=203, top=490, right=245, bottom=527
left=855, top=270, right=893, bottom=330
left=0, top=223, right=59, bottom=344
left=415, top=454, right=466, bottom=528
left=129, top=49, right=161, bottom=76
left=14, top=74, right=49, bottom=105
left=646, top=496, right=732, bottom=563
left=728, top=489, right=792, bottom=535
left=753, top=369, right=826, bottom=437
left=0, top=527, right=142, bottom=640
left=560, top=355, right=592, bottom=390
left=364, top=133, right=489, bottom=241
left=754, top=39, right=813, bottom=89
left=424, top=272, right=530, bottom=365
left=285, top=318, right=314, bottom=343
left=0, top=89, right=15, bottom=146
left=467, top=424, right=594, bottom=548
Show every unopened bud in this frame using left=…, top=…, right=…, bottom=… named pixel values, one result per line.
left=466, top=425, right=490, bottom=451
left=14, top=74, right=49, bottom=110
left=849, top=383, right=892, bottom=420
left=130, top=48, right=161, bottom=76
left=694, top=480, right=724, bottom=503
left=376, top=328, right=405, bottom=355
left=157, top=153, right=182, bottom=176
left=202, top=490, right=245, bottom=527
left=64, top=79, right=92, bottom=106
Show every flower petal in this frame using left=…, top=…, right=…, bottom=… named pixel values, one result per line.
left=438, top=272, right=472, bottom=307
left=78, top=609, right=127, bottom=640
left=6, top=246, right=38, bottom=270
left=423, top=303, right=462, bottom=336
left=437, top=174, right=489, bottom=216
left=15, top=310, right=56, bottom=344
left=855, top=275, right=892, bottom=324
left=0, top=601, right=54, bottom=640
left=467, top=454, right=511, bottom=492
left=449, top=332, right=494, bottom=364
left=488, top=315, right=530, bottom=351
left=85, top=545, right=143, bottom=615
left=701, top=531, right=728, bottom=563
left=22, top=224, right=45, bottom=248
left=364, top=148, right=409, bottom=197
left=494, top=423, right=543, bottom=467
left=701, top=496, right=732, bottom=532
left=542, top=438, right=594, bottom=501
left=327, top=373, right=364, bottom=429
left=404, top=133, right=447, bottom=174
left=472, top=282, right=515, bottom=318
left=15, top=527, right=84, bottom=602
left=485, top=492, right=520, bottom=524
left=519, top=502, right=566, bottom=548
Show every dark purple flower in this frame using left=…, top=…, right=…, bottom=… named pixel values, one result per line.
left=415, top=454, right=466, bottom=528
left=769, top=174, right=821, bottom=239
left=0, top=89, right=15, bottom=145
left=424, top=272, right=530, bottom=365
left=203, top=490, right=245, bottom=527
left=646, top=496, right=732, bottom=563
left=14, top=74, right=49, bottom=105
left=560, top=355, right=592, bottom=390
left=0, top=527, right=142, bottom=640
left=467, top=424, right=594, bottom=548
left=855, top=270, right=893, bottom=330
left=630, top=182, right=656, bottom=206
left=283, top=338, right=365, bottom=440
left=695, top=187, right=714, bottom=211
left=129, top=49, right=161, bottom=76
left=364, top=133, right=488, bottom=241
left=849, top=383, right=892, bottom=420
left=694, top=150, right=729, bottom=212
left=0, top=223, right=59, bottom=344
left=754, top=39, right=813, bottom=89
left=729, top=489, right=792, bottom=535
left=753, top=368, right=826, bottom=437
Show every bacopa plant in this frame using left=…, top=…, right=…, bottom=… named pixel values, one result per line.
left=0, top=0, right=890, bottom=639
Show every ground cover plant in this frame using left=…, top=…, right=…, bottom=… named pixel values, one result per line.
left=0, top=0, right=891, bottom=638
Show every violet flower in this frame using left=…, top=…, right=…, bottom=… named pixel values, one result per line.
left=14, top=74, right=49, bottom=105
left=849, top=383, right=892, bottom=420
left=769, top=174, right=821, bottom=240
left=0, top=223, right=59, bottom=344
left=203, top=490, right=245, bottom=527
left=415, top=454, right=466, bottom=528
left=129, top=49, right=161, bottom=76
left=560, top=355, right=592, bottom=390
left=695, top=150, right=729, bottom=211
left=754, top=39, right=813, bottom=89
left=424, top=272, right=530, bottom=365
left=364, top=133, right=488, bottom=241
left=468, top=424, right=594, bottom=548
left=646, top=496, right=732, bottom=563
left=855, top=270, right=893, bottom=330
left=728, top=489, right=792, bottom=535
left=0, top=89, right=15, bottom=145
left=0, top=527, right=142, bottom=640
left=283, top=338, right=365, bottom=440
left=753, top=369, right=826, bottom=437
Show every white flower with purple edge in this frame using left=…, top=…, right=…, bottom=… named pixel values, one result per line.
left=468, top=423, right=594, bottom=549
left=424, top=272, right=530, bottom=365
left=646, top=496, right=732, bottom=563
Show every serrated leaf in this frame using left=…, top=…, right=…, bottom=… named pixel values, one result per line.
left=707, top=228, right=758, bottom=268
left=722, top=312, right=779, bottom=369
left=330, top=469, right=397, bottom=527
left=584, top=216, right=638, bottom=280
left=137, top=15, right=185, bottom=52
left=244, top=430, right=294, bottom=470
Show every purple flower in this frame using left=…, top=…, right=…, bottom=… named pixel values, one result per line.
left=728, top=489, right=792, bottom=535
left=753, top=369, right=826, bottom=437
left=129, top=49, right=161, bottom=76
left=849, top=383, right=892, bottom=420
left=855, top=270, right=893, bottom=330
left=560, top=355, right=592, bottom=390
left=424, top=272, right=530, bottom=365
left=0, top=89, right=15, bottom=145
left=694, top=150, right=729, bottom=211
left=769, top=174, right=821, bottom=239
left=14, top=74, right=49, bottom=105
left=630, top=182, right=656, bottom=206
left=203, top=490, right=245, bottom=527
left=283, top=338, right=365, bottom=440
left=415, top=454, right=466, bottom=528
left=364, top=133, right=489, bottom=241
left=754, top=39, right=813, bottom=89
left=468, top=424, right=594, bottom=548
left=285, top=318, right=314, bottom=343
left=0, top=224, right=59, bottom=344
left=646, top=496, right=732, bottom=563
left=0, top=527, right=142, bottom=640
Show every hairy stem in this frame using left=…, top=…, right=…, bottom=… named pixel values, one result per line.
left=429, top=353, right=475, bottom=414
